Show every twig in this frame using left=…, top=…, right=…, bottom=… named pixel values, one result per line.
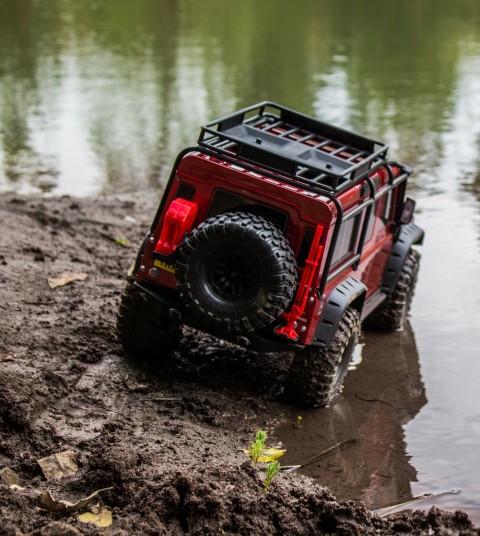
left=374, top=488, right=461, bottom=517
left=355, top=394, right=392, bottom=406
left=147, top=397, right=182, bottom=402
left=281, top=438, right=357, bottom=473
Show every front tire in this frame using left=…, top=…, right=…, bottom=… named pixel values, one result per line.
left=116, top=281, right=180, bottom=361
left=286, top=308, right=361, bottom=407
left=364, top=249, right=421, bottom=331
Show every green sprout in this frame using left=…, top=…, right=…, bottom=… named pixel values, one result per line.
left=244, top=431, right=284, bottom=493
left=249, top=430, right=267, bottom=465
left=263, top=460, right=281, bottom=494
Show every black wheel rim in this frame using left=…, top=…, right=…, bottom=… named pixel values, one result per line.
left=207, top=249, right=257, bottom=301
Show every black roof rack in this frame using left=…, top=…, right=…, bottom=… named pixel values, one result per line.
left=198, top=101, right=389, bottom=195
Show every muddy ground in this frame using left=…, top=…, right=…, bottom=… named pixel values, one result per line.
left=0, top=193, right=478, bottom=535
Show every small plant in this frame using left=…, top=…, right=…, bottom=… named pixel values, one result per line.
left=263, top=460, right=281, bottom=494
left=249, top=430, right=267, bottom=465
left=244, top=431, right=284, bottom=493
left=295, top=415, right=303, bottom=429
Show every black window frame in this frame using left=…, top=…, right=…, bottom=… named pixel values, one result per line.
left=330, top=212, right=362, bottom=268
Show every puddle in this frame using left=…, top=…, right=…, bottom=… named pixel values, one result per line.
left=277, top=325, right=426, bottom=511
left=277, top=312, right=480, bottom=523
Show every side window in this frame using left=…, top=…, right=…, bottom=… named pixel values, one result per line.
left=364, top=190, right=393, bottom=243
left=331, top=214, right=361, bottom=267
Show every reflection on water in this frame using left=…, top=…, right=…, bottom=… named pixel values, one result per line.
left=1, top=0, right=480, bottom=196
left=2, top=0, right=480, bottom=522
left=277, top=324, right=426, bottom=510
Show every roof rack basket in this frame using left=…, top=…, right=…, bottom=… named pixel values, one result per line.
left=198, top=101, right=389, bottom=195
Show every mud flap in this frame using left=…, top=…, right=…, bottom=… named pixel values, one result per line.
left=313, top=276, right=367, bottom=347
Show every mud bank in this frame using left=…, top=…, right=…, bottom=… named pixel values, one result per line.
left=0, top=193, right=478, bottom=535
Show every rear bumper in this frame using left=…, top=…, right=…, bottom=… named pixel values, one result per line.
left=135, top=281, right=304, bottom=353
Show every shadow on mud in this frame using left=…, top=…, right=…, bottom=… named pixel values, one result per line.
left=137, top=326, right=292, bottom=402
left=276, top=322, right=427, bottom=511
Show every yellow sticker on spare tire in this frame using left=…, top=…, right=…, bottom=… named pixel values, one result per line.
left=153, top=260, right=176, bottom=273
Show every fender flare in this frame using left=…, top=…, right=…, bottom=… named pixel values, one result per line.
left=314, top=276, right=367, bottom=347
left=381, top=222, right=424, bottom=294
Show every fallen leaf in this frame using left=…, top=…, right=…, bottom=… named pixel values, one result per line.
left=0, top=467, right=22, bottom=486
left=78, top=502, right=112, bottom=527
left=115, top=237, right=130, bottom=247
left=38, top=487, right=113, bottom=514
left=124, top=374, right=149, bottom=392
left=37, top=451, right=78, bottom=480
left=244, top=447, right=286, bottom=463
left=47, top=272, right=88, bottom=289
left=0, top=352, right=15, bottom=362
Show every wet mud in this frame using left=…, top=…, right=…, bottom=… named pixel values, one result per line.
left=0, top=193, right=478, bottom=535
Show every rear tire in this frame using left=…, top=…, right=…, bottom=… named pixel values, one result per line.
left=364, top=249, right=421, bottom=331
left=116, top=281, right=180, bottom=361
left=286, top=308, right=361, bottom=407
left=176, top=212, right=297, bottom=334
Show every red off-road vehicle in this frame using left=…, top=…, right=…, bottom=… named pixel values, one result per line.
left=117, top=102, right=424, bottom=407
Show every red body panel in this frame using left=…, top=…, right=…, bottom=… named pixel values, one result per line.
left=137, top=152, right=404, bottom=346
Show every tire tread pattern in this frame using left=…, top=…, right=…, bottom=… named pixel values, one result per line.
left=287, top=307, right=361, bottom=407
left=364, top=249, right=421, bottom=331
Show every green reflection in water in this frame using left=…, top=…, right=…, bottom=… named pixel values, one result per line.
left=0, top=0, right=480, bottom=196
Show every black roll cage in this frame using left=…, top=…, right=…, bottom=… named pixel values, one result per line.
left=149, top=102, right=411, bottom=297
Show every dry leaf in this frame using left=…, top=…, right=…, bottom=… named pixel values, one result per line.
left=78, top=502, right=112, bottom=527
left=38, top=451, right=78, bottom=480
left=244, top=447, right=286, bottom=463
left=47, top=272, right=88, bottom=289
left=0, top=467, right=22, bottom=486
left=0, top=352, right=15, bottom=362
left=124, top=374, right=149, bottom=392
left=38, top=487, right=113, bottom=514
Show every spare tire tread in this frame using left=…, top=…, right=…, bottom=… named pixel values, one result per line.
left=176, top=212, right=297, bottom=334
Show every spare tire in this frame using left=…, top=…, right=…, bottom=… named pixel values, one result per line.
left=176, top=212, right=297, bottom=334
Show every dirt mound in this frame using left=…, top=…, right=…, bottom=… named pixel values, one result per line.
left=0, top=193, right=478, bottom=535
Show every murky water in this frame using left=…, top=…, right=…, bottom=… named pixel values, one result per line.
left=1, top=0, right=480, bottom=521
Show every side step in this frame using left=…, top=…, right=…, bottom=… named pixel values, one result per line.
left=361, top=290, right=387, bottom=321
